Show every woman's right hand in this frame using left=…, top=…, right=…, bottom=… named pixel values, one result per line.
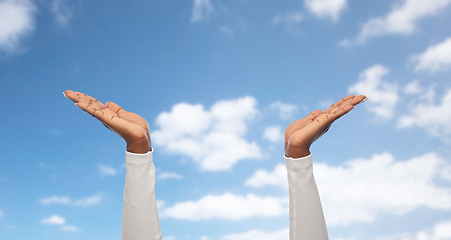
left=64, top=90, right=151, bottom=153
left=284, top=94, right=367, bottom=158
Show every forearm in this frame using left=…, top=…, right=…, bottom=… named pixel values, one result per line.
left=122, top=150, right=162, bottom=240
left=285, top=154, right=328, bottom=240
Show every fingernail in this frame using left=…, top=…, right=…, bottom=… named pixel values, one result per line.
left=75, top=103, right=78, bottom=106
left=63, top=93, right=69, bottom=99
left=354, top=97, right=368, bottom=106
left=105, top=101, right=110, bottom=106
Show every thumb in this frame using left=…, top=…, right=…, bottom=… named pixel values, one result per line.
left=105, top=101, right=126, bottom=113
left=106, top=101, right=141, bottom=124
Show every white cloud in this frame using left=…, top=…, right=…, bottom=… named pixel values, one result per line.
left=272, top=11, right=304, bottom=34
left=61, top=225, right=80, bottom=232
left=272, top=11, right=303, bottom=27
left=245, top=164, right=287, bottom=189
left=348, top=65, right=398, bottom=119
left=263, top=126, right=284, bottom=144
left=40, top=196, right=71, bottom=205
left=376, top=220, right=451, bottom=240
left=160, top=193, right=287, bottom=220
left=304, top=0, right=347, bottom=22
left=269, top=101, right=299, bottom=119
left=98, top=165, right=117, bottom=176
left=317, top=152, right=451, bottom=226
left=404, top=80, right=423, bottom=94
left=191, top=0, right=213, bottom=23
left=412, top=37, right=451, bottom=72
left=40, top=194, right=102, bottom=207
left=404, top=81, right=437, bottom=103
left=50, top=0, right=72, bottom=27
left=246, top=152, right=451, bottom=226
left=151, top=97, right=263, bottom=171
left=398, top=89, right=451, bottom=136
left=73, top=194, right=102, bottom=207
left=41, top=215, right=80, bottom=232
left=0, top=0, right=36, bottom=53
left=219, top=26, right=233, bottom=37
left=158, top=172, right=183, bottom=180
left=41, top=215, right=65, bottom=225
left=219, top=228, right=289, bottom=240
left=157, top=200, right=166, bottom=209
left=341, top=0, right=451, bottom=46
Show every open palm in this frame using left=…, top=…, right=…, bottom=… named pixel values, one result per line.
left=64, top=90, right=151, bottom=153
left=285, top=94, right=367, bottom=158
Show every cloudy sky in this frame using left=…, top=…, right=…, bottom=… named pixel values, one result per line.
left=1, top=0, right=451, bottom=239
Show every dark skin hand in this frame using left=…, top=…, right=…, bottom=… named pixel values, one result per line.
left=63, top=90, right=151, bottom=154
left=285, top=94, right=367, bottom=158
left=64, top=90, right=366, bottom=156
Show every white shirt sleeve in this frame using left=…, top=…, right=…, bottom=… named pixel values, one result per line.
left=122, top=150, right=162, bottom=240
left=285, top=154, right=329, bottom=240
left=121, top=149, right=327, bottom=240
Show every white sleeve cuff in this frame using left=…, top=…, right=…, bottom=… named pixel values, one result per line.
left=285, top=153, right=313, bottom=169
left=125, top=149, right=153, bottom=164
left=284, top=153, right=312, bottom=160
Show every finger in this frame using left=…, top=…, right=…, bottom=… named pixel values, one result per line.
left=101, top=108, right=119, bottom=129
left=338, top=95, right=366, bottom=108
left=76, top=101, right=121, bottom=126
left=91, top=106, right=131, bottom=137
left=66, top=91, right=106, bottom=111
left=329, top=104, right=354, bottom=121
left=75, top=101, right=105, bottom=121
left=303, top=109, right=323, bottom=121
left=352, top=95, right=367, bottom=105
left=323, top=95, right=355, bottom=114
left=103, top=107, right=118, bottom=118
left=76, top=100, right=131, bottom=137
left=312, top=113, right=331, bottom=126
left=64, top=90, right=82, bottom=102
left=106, top=101, right=129, bottom=115
left=106, top=101, right=138, bottom=123
left=84, top=94, right=106, bottom=109
left=325, top=94, right=365, bottom=114
left=285, top=109, right=323, bottom=136
left=74, top=91, right=106, bottom=110
left=65, top=91, right=92, bottom=105
left=313, top=101, right=353, bottom=125
left=327, top=98, right=353, bottom=114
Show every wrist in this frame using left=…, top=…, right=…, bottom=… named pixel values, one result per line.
left=285, top=146, right=311, bottom=158
left=126, top=138, right=151, bottom=154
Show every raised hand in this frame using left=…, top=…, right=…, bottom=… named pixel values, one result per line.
left=284, top=94, right=367, bottom=158
left=63, top=90, right=151, bottom=153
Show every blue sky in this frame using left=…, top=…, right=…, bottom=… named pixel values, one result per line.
left=1, top=0, right=451, bottom=239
